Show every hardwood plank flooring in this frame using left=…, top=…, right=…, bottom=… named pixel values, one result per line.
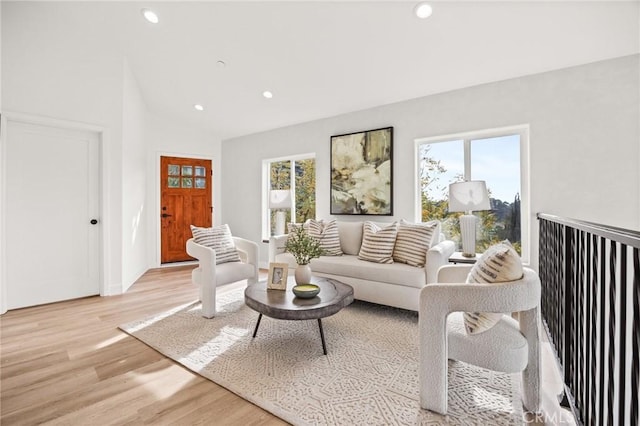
left=1, top=265, right=286, bottom=425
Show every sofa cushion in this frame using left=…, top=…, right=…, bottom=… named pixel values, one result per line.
left=463, top=240, right=524, bottom=335
left=307, top=219, right=343, bottom=256
left=311, top=255, right=426, bottom=288
left=358, top=221, right=398, bottom=264
left=392, top=219, right=438, bottom=267
left=190, top=224, right=241, bottom=264
left=336, top=221, right=363, bottom=255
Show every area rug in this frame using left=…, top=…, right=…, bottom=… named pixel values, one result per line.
left=120, top=288, right=524, bottom=425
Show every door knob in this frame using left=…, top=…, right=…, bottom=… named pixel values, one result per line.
left=90, top=219, right=98, bottom=225
left=162, top=213, right=172, bottom=218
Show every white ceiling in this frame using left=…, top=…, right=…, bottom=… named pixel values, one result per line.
left=8, top=1, right=640, bottom=139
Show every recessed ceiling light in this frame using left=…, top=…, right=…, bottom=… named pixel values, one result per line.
left=262, top=91, right=273, bottom=99
left=217, top=60, right=226, bottom=68
left=414, top=2, right=433, bottom=19
left=141, top=8, right=159, bottom=24
left=194, top=104, right=204, bottom=111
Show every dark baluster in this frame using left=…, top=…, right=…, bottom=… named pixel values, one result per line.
left=598, top=236, right=606, bottom=424
left=564, top=226, right=575, bottom=401
left=559, top=222, right=565, bottom=357
left=632, top=248, right=639, bottom=426
left=618, top=244, right=627, bottom=426
left=607, top=242, right=617, bottom=425
left=577, top=230, right=585, bottom=421
left=587, top=233, right=597, bottom=425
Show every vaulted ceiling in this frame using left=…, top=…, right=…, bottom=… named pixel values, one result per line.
left=5, top=1, right=639, bottom=139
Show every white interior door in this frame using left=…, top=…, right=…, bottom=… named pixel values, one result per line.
left=5, top=120, right=100, bottom=309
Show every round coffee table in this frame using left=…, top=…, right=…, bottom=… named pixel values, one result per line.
left=244, top=276, right=354, bottom=355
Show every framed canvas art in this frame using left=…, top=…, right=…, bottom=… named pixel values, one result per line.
left=330, top=127, right=393, bottom=215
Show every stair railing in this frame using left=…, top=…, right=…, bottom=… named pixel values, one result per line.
left=537, top=213, right=639, bottom=426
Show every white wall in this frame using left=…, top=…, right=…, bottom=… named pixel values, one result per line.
left=121, top=59, right=148, bottom=291
left=222, top=55, right=640, bottom=270
left=145, top=113, right=222, bottom=268
left=2, top=1, right=124, bottom=294
left=0, top=1, right=3, bottom=112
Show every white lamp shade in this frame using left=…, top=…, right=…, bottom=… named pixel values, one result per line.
left=269, top=189, right=292, bottom=209
left=448, top=181, right=491, bottom=213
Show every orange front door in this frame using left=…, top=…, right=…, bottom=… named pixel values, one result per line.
left=160, top=156, right=212, bottom=263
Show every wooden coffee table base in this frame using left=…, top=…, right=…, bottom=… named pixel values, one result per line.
left=244, top=277, right=354, bottom=356
left=252, top=314, right=328, bottom=355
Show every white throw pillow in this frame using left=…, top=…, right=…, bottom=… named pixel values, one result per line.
left=337, top=221, right=364, bottom=255
left=392, top=219, right=438, bottom=267
left=358, top=221, right=398, bottom=264
left=190, top=224, right=241, bottom=265
left=307, top=219, right=343, bottom=256
left=463, top=240, right=523, bottom=335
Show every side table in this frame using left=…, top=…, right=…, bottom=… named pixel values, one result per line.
left=448, top=251, right=480, bottom=264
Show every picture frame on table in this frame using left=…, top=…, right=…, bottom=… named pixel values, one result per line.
left=267, top=262, right=289, bottom=290
left=330, top=126, right=393, bottom=215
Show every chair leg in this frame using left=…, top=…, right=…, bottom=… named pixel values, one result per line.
left=520, top=308, right=541, bottom=412
left=419, top=313, right=449, bottom=414
left=200, top=280, right=217, bottom=319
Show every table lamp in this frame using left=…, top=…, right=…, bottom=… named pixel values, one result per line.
left=448, top=181, right=491, bottom=257
left=269, top=189, right=292, bottom=236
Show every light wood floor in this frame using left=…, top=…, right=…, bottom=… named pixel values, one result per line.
left=0, top=265, right=287, bottom=425
left=2, top=265, right=575, bottom=425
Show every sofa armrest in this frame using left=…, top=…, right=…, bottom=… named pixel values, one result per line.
left=425, top=240, right=456, bottom=284
left=268, top=234, right=289, bottom=263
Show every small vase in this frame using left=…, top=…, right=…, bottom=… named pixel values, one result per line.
left=295, top=264, right=312, bottom=285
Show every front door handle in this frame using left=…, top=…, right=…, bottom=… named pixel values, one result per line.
left=161, top=213, right=172, bottom=218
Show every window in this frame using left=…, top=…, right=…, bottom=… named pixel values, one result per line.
left=263, top=154, right=316, bottom=239
left=415, top=126, right=529, bottom=262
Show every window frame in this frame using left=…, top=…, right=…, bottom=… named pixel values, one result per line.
left=262, top=152, right=316, bottom=241
left=414, top=125, right=530, bottom=264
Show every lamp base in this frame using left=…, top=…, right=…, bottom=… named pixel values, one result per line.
left=459, top=214, right=478, bottom=258
left=275, top=211, right=286, bottom=236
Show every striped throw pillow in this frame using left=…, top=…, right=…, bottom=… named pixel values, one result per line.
left=392, top=219, right=437, bottom=267
left=358, top=222, right=398, bottom=264
left=190, top=224, right=241, bottom=265
left=463, top=240, right=523, bottom=335
left=307, top=219, right=343, bottom=256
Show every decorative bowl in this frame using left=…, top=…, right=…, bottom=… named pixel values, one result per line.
left=292, top=284, right=320, bottom=299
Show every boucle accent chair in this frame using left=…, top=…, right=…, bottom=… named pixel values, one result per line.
left=419, top=264, right=541, bottom=415
left=186, top=236, right=259, bottom=318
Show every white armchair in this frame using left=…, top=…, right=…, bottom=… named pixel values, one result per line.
left=186, top=237, right=259, bottom=318
left=419, top=264, right=541, bottom=415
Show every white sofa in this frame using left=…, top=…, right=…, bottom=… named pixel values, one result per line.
left=269, top=220, right=455, bottom=311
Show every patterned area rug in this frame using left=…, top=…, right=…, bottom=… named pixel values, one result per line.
left=120, top=288, right=524, bottom=425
